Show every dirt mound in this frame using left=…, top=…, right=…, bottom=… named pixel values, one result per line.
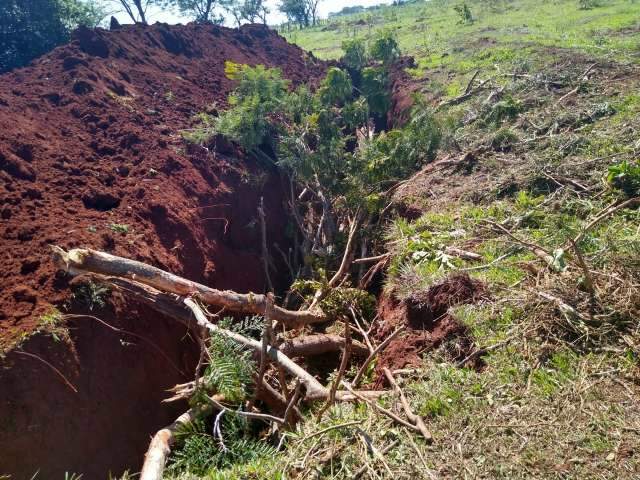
left=374, top=274, right=485, bottom=382
left=0, top=22, right=324, bottom=478
left=0, top=22, right=324, bottom=351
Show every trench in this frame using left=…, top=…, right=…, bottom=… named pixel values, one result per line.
left=0, top=302, right=201, bottom=478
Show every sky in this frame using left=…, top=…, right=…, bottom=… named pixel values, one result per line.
left=105, top=0, right=393, bottom=27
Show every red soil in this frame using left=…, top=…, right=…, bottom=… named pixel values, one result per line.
left=374, top=274, right=485, bottom=383
left=0, top=22, right=324, bottom=351
left=0, top=22, right=325, bottom=478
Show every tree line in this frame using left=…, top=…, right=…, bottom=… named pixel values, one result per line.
left=0, top=0, right=326, bottom=73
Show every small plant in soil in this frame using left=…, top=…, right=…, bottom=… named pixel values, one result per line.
left=71, top=281, right=110, bottom=311
left=108, top=223, right=130, bottom=234
left=454, top=3, right=474, bottom=24
left=606, top=160, right=640, bottom=198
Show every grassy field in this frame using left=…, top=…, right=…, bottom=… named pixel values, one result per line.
left=283, top=0, right=640, bottom=70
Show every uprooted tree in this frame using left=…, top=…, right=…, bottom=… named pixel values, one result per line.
left=50, top=40, right=444, bottom=478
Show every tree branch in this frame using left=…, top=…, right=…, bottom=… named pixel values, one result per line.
left=51, top=246, right=328, bottom=327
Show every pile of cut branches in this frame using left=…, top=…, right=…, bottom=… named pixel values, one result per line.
left=51, top=246, right=431, bottom=479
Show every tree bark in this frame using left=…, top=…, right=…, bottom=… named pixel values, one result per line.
left=140, top=404, right=211, bottom=480
left=51, top=246, right=327, bottom=327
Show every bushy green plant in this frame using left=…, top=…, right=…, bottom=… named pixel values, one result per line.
left=72, top=281, right=110, bottom=311
left=214, top=62, right=289, bottom=152
left=341, top=38, right=369, bottom=71
left=482, top=95, right=522, bottom=126
left=356, top=103, right=442, bottom=186
left=167, top=417, right=277, bottom=476
left=369, top=30, right=401, bottom=65
left=606, top=160, right=640, bottom=197
left=199, top=318, right=258, bottom=403
left=454, top=3, right=474, bottom=24
left=491, top=128, right=519, bottom=151
left=317, top=67, right=353, bottom=106
left=360, top=66, right=390, bottom=116
left=578, top=0, right=601, bottom=10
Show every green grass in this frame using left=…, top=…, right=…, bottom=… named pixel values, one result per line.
left=283, top=0, right=640, bottom=69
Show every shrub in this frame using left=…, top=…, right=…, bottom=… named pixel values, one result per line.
left=214, top=62, right=289, bottom=152
left=578, top=0, right=601, bottom=10
left=341, top=38, right=368, bottom=71
left=482, top=95, right=522, bottom=126
left=317, top=67, right=353, bottom=106
left=355, top=104, right=442, bottom=186
left=369, top=30, right=401, bottom=65
left=360, top=66, right=390, bottom=117
left=454, top=3, right=474, bottom=24
left=491, top=128, right=519, bottom=151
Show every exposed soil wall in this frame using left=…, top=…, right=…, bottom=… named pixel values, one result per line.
left=0, top=22, right=325, bottom=478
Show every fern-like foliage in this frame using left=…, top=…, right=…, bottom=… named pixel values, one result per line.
left=199, top=317, right=260, bottom=403
left=167, top=411, right=277, bottom=477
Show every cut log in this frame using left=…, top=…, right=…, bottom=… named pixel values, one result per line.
left=51, top=246, right=327, bottom=327
left=140, top=404, right=211, bottom=480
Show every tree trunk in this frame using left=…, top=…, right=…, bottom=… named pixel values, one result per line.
left=51, top=247, right=327, bottom=327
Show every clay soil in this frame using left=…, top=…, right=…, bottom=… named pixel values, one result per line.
left=374, top=274, right=486, bottom=384
left=0, top=22, right=324, bottom=478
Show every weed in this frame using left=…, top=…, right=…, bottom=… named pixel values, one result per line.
left=108, top=223, right=129, bottom=234
left=71, top=281, right=110, bottom=311
left=606, top=159, right=640, bottom=197
left=454, top=3, right=474, bottom=25
left=491, top=127, right=519, bottom=151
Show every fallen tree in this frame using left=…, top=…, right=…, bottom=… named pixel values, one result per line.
left=51, top=246, right=400, bottom=479
left=52, top=246, right=328, bottom=327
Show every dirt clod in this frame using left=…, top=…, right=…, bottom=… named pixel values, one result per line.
left=374, top=274, right=485, bottom=383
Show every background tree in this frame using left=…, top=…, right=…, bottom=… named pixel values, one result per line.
left=220, top=0, right=243, bottom=26
left=162, top=0, right=223, bottom=23
left=107, top=0, right=156, bottom=24
left=0, top=0, right=104, bottom=73
left=241, top=0, right=269, bottom=24
left=306, top=0, right=321, bottom=25
left=278, top=0, right=308, bottom=27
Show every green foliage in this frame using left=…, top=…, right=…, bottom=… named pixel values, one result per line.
left=0, top=0, right=104, bottom=73
left=531, top=350, right=578, bottom=397
left=606, top=160, right=640, bottom=198
left=318, top=67, right=353, bottom=106
left=320, top=287, right=376, bottom=319
left=341, top=38, right=368, bottom=71
left=491, top=128, right=519, bottom=151
left=369, top=30, right=401, bottom=65
left=578, top=0, right=601, bottom=10
left=341, top=97, right=370, bottom=130
left=167, top=417, right=278, bottom=476
left=356, top=103, right=442, bottom=186
left=200, top=318, right=258, bottom=403
left=213, top=62, right=289, bottom=152
left=360, top=66, right=390, bottom=116
left=482, top=95, right=522, bottom=126
left=454, top=3, right=474, bottom=24
left=71, top=281, right=110, bottom=311
left=279, top=0, right=313, bottom=27
left=108, top=223, right=130, bottom=234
